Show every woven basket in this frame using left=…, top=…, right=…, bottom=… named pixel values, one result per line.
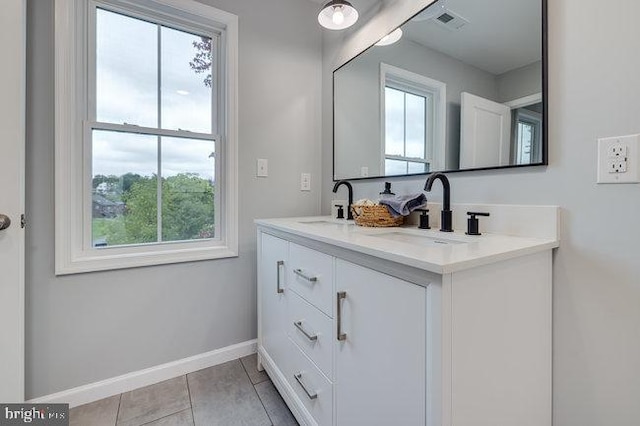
left=351, top=204, right=404, bottom=227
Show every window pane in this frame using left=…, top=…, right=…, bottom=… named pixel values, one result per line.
left=92, top=130, right=158, bottom=247
left=161, top=27, right=213, bottom=133
left=405, top=93, right=426, bottom=159
left=517, top=121, right=534, bottom=164
left=407, top=161, right=428, bottom=174
left=161, top=137, right=215, bottom=242
left=385, top=159, right=407, bottom=176
left=385, top=87, right=405, bottom=156
left=96, top=9, right=158, bottom=127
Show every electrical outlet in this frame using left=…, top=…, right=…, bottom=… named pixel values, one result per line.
left=609, top=159, right=627, bottom=174
left=256, top=159, right=268, bottom=177
left=361, top=167, right=369, bottom=177
left=597, top=134, right=640, bottom=184
left=608, top=144, right=627, bottom=158
left=300, top=173, right=311, bottom=191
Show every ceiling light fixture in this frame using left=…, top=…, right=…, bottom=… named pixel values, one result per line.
left=318, top=0, right=359, bottom=31
left=375, top=28, right=403, bottom=46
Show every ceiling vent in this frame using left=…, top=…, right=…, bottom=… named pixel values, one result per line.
left=412, top=1, right=469, bottom=30
left=433, top=8, right=469, bottom=30
left=412, top=0, right=448, bottom=22
left=437, top=13, right=455, bottom=23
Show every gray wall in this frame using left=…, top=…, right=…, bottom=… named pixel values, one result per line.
left=323, top=0, right=640, bottom=425
left=26, top=0, right=322, bottom=398
left=497, top=60, right=542, bottom=103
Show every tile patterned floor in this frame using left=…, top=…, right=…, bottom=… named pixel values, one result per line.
left=70, top=355, right=298, bottom=426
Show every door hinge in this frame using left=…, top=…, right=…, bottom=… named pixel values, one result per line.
left=21, top=214, right=26, bottom=229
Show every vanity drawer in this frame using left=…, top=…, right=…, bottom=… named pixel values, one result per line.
left=286, top=338, right=333, bottom=426
left=287, top=290, right=334, bottom=380
left=288, top=243, right=334, bottom=317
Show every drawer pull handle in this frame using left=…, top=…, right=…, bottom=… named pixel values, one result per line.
left=294, top=320, right=318, bottom=341
left=276, top=260, right=284, bottom=294
left=293, top=268, right=318, bottom=283
left=337, top=291, right=347, bottom=341
left=294, top=372, right=318, bottom=400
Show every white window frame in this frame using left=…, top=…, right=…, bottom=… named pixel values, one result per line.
left=54, top=0, right=238, bottom=275
left=514, top=108, right=543, bottom=165
left=505, top=93, right=543, bottom=165
left=379, top=63, right=446, bottom=174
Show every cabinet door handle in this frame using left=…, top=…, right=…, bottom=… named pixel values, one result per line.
left=276, top=260, right=284, bottom=294
left=294, top=372, right=318, bottom=400
left=293, top=268, right=318, bottom=283
left=337, top=291, right=347, bottom=341
left=294, top=320, right=318, bottom=341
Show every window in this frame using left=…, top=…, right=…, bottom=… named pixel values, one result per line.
left=380, top=64, right=446, bottom=176
left=513, top=107, right=542, bottom=165
left=384, top=86, right=431, bottom=175
left=55, top=0, right=238, bottom=274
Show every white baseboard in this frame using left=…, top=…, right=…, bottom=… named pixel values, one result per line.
left=29, top=339, right=257, bottom=408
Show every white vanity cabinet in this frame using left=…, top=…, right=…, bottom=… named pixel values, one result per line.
left=257, top=210, right=557, bottom=426
left=258, top=231, right=431, bottom=426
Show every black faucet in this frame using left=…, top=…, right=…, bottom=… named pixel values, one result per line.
left=424, top=173, right=453, bottom=232
left=332, top=180, right=354, bottom=220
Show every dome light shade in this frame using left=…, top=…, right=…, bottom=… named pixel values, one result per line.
left=318, top=0, right=359, bottom=30
left=375, top=28, right=403, bottom=46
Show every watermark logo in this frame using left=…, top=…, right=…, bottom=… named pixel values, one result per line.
left=0, top=404, right=68, bottom=425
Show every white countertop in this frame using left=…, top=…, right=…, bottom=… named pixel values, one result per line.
left=256, top=216, right=559, bottom=274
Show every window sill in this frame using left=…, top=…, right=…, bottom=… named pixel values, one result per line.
left=55, top=242, right=238, bottom=275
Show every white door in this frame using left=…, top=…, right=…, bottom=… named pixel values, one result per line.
left=460, top=92, right=511, bottom=169
left=335, top=260, right=426, bottom=426
left=0, top=0, right=26, bottom=402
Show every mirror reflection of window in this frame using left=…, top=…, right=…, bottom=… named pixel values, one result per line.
left=516, top=120, right=534, bottom=164
left=512, top=103, right=542, bottom=165
left=384, top=86, right=430, bottom=175
left=381, top=64, right=446, bottom=176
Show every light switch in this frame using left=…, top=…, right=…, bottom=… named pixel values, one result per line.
left=257, top=159, right=268, bottom=177
left=301, top=173, right=311, bottom=191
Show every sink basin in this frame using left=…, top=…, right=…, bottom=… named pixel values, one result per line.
left=370, top=231, right=466, bottom=247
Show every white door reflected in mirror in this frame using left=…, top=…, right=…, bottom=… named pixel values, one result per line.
left=459, top=92, right=511, bottom=169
